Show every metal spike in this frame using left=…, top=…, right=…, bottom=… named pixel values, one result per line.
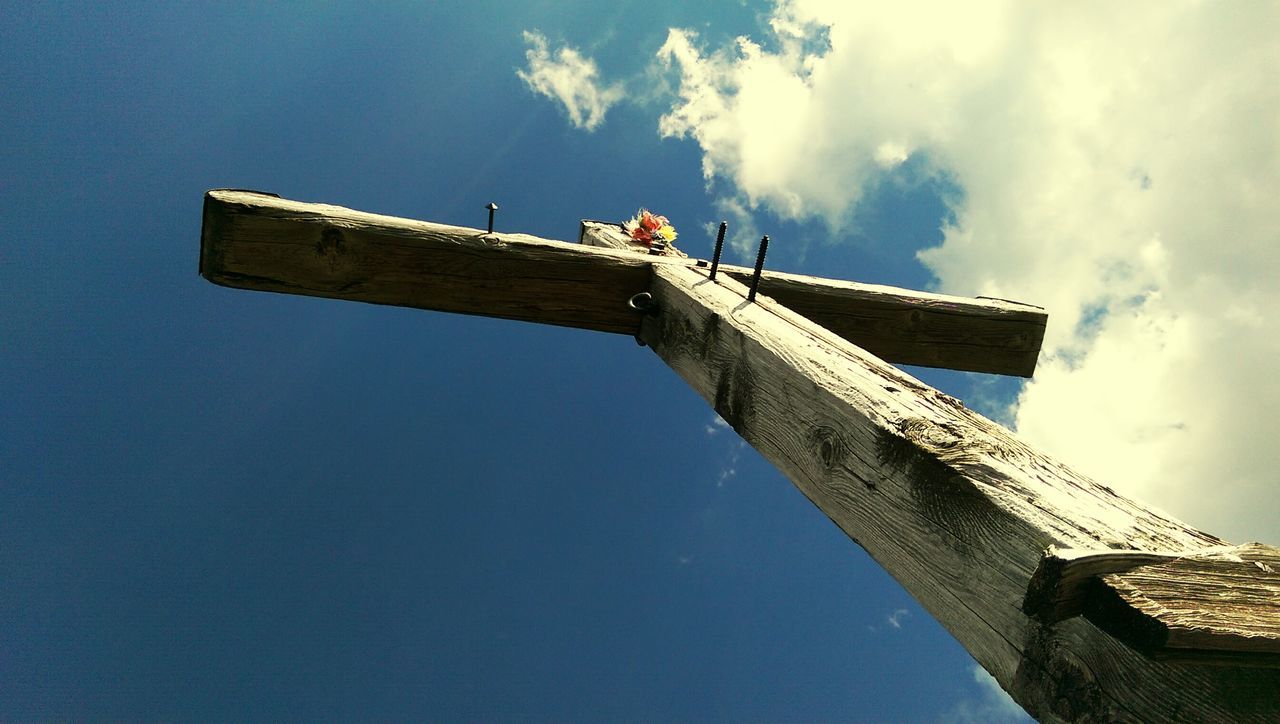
left=709, top=221, right=727, bottom=281
left=747, top=235, right=769, bottom=302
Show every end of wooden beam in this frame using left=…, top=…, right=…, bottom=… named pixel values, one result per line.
left=1025, top=543, right=1280, bottom=667
left=741, top=270, right=1047, bottom=377
left=200, top=189, right=281, bottom=281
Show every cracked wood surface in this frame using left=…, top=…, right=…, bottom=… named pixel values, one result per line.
left=638, top=263, right=1278, bottom=722
left=197, top=190, right=1045, bottom=377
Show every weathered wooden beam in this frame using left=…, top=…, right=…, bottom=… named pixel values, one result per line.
left=582, top=220, right=1047, bottom=377
left=636, top=263, right=1279, bottom=721
left=201, top=190, right=654, bottom=335
left=1026, top=544, right=1280, bottom=667
left=197, top=190, right=1046, bottom=377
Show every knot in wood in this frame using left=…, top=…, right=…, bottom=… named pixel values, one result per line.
left=897, top=417, right=963, bottom=452
left=808, top=425, right=849, bottom=470
left=315, top=225, right=349, bottom=273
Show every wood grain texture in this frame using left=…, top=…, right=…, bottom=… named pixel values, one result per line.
left=582, top=220, right=1046, bottom=376
left=201, top=190, right=654, bottom=335
left=1025, top=544, right=1280, bottom=666
left=638, top=263, right=1278, bottom=722
left=1089, top=543, right=1280, bottom=666
left=1024, top=546, right=1186, bottom=624
left=199, top=192, right=1044, bottom=376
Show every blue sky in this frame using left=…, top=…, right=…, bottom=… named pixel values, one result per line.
left=4, top=1, right=1276, bottom=720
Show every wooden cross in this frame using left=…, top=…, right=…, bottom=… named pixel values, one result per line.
left=200, top=189, right=1279, bottom=722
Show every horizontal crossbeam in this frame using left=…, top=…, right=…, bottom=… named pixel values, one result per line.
left=200, top=190, right=1045, bottom=376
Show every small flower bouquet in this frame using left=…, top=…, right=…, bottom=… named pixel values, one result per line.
left=623, top=209, right=678, bottom=249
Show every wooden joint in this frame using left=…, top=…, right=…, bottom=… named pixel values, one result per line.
left=578, top=219, right=1048, bottom=376
left=1024, top=543, right=1280, bottom=667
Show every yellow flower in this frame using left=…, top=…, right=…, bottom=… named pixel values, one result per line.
left=657, top=224, right=677, bottom=242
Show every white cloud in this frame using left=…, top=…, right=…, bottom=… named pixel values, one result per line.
left=705, top=415, right=731, bottom=436
left=652, top=1, right=1280, bottom=542
left=887, top=608, right=910, bottom=629
left=517, top=31, right=623, bottom=131
left=946, top=665, right=1031, bottom=724
left=706, top=421, right=746, bottom=487
left=709, top=195, right=765, bottom=258
left=873, top=141, right=910, bottom=169
left=716, top=441, right=745, bottom=488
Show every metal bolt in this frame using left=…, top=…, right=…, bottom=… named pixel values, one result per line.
left=486, top=202, right=498, bottom=233
left=628, top=291, right=658, bottom=316
left=747, top=235, right=769, bottom=302
left=628, top=291, right=659, bottom=347
left=709, top=221, right=727, bottom=281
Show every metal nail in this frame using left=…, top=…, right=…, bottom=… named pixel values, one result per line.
left=486, top=202, right=498, bottom=233
left=709, top=221, right=727, bottom=281
left=747, top=235, right=769, bottom=302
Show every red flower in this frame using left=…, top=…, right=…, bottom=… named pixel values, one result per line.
left=639, top=211, right=662, bottom=232
left=624, top=208, right=675, bottom=249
